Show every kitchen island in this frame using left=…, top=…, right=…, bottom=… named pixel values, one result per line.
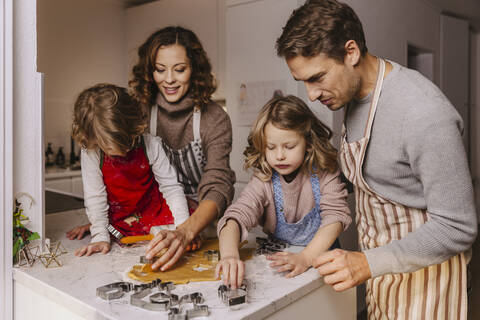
left=13, top=209, right=355, bottom=320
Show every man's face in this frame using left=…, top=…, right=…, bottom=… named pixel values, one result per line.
left=286, top=53, right=360, bottom=111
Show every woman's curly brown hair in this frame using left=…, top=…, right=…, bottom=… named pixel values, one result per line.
left=244, top=95, right=338, bottom=180
left=129, top=26, right=216, bottom=110
left=72, top=83, right=147, bottom=156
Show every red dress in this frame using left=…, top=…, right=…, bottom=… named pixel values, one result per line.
left=100, top=138, right=174, bottom=237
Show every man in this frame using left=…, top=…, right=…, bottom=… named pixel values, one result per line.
left=276, top=0, right=477, bottom=319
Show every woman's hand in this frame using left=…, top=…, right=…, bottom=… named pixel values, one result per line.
left=215, top=256, right=245, bottom=289
left=75, top=241, right=110, bottom=256
left=267, top=251, right=312, bottom=278
left=66, top=223, right=91, bottom=240
left=185, top=236, right=202, bottom=252
left=145, top=229, right=192, bottom=271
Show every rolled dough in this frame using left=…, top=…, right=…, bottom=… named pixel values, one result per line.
left=127, top=239, right=254, bottom=284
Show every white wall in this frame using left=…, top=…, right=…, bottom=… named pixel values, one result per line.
left=125, top=0, right=225, bottom=99
left=426, top=0, right=480, bottom=30
left=226, top=0, right=304, bottom=188
left=347, top=0, right=441, bottom=84
left=37, top=0, right=127, bottom=156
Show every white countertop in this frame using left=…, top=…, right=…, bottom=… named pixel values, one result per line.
left=13, top=209, right=330, bottom=320
left=45, top=166, right=82, bottom=179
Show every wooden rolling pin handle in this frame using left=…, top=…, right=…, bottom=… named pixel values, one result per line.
left=120, top=234, right=154, bottom=244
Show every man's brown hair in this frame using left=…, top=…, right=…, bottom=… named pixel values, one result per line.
left=72, top=84, right=147, bottom=156
left=276, top=0, right=367, bottom=62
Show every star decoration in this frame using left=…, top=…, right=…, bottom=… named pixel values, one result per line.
left=39, top=241, right=67, bottom=268
left=16, top=243, right=40, bottom=267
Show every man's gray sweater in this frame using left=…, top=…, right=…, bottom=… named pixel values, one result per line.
left=345, top=60, right=477, bottom=277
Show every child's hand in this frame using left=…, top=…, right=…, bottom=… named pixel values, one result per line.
left=66, top=223, right=92, bottom=240
left=75, top=241, right=110, bottom=257
left=215, top=256, right=245, bottom=289
left=267, top=251, right=312, bottom=278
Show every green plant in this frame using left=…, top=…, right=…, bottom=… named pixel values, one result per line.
left=13, top=199, right=40, bottom=264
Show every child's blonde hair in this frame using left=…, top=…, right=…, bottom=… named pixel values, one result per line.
left=72, top=84, right=147, bottom=156
left=244, top=95, right=337, bottom=180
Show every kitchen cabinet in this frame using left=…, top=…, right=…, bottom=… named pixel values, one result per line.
left=71, top=176, right=84, bottom=197
left=45, top=167, right=83, bottom=198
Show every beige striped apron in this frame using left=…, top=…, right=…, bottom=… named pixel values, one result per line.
left=339, top=58, right=467, bottom=320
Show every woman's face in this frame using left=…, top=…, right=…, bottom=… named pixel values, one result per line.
left=153, top=44, right=192, bottom=103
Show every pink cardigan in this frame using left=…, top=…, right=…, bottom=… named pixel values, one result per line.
left=217, top=169, right=352, bottom=242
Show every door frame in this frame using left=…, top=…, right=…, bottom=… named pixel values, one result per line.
left=1, top=0, right=14, bottom=319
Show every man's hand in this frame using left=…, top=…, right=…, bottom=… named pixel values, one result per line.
left=313, top=249, right=371, bottom=291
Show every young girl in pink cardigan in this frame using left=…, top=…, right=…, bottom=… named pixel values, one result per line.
left=216, top=95, right=351, bottom=289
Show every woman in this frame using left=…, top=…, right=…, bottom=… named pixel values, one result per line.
left=130, top=26, right=235, bottom=271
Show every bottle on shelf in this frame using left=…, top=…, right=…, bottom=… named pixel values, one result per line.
left=69, top=137, right=81, bottom=170
left=45, top=143, right=54, bottom=167
left=55, top=146, right=66, bottom=167
left=69, top=137, right=77, bottom=166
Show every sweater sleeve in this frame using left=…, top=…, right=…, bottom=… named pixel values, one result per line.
left=363, top=100, right=477, bottom=278
left=145, top=134, right=190, bottom=227
left=80, top=148, right=110, bottom=244
left=197, top=104, right=236, bottom=216
left=217, top=175, right=268, bottom=242
left=318, top=169, right=352, bottom=231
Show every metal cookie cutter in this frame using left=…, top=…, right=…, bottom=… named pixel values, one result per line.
left=179, top=292, right=204, bottom=305
left=255, top=236, right=289, bottom=255
left=186, top=304, right=210, bottom=318
left=133, top=278, right=161, bottom=292
left=147, top=292, right=178, bottom=311
left=159, top=281, right=175, bottom=294
left=256, top=236, right=288, bottom=248
left=203, top=249, right=220, bottom=262
left=150, top=281, right=179, bottom=306
left=168, top=307, right=187, bottom=320
left=131, top=279, right=180, bottom=312
left=131, top=288, right=164, bottom=311
left=130, top=279, right=174, bottom=311
left=96, top=282, right=133, bottom=301
left=139, top=255, right=160, bottom=265
left=218, top=284, right=248, bottom=307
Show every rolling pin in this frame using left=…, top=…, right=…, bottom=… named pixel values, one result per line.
left=119, top=225, right=175, bottom=244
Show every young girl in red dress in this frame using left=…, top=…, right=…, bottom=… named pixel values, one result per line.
left=69, top=83, right=190, bottom=257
